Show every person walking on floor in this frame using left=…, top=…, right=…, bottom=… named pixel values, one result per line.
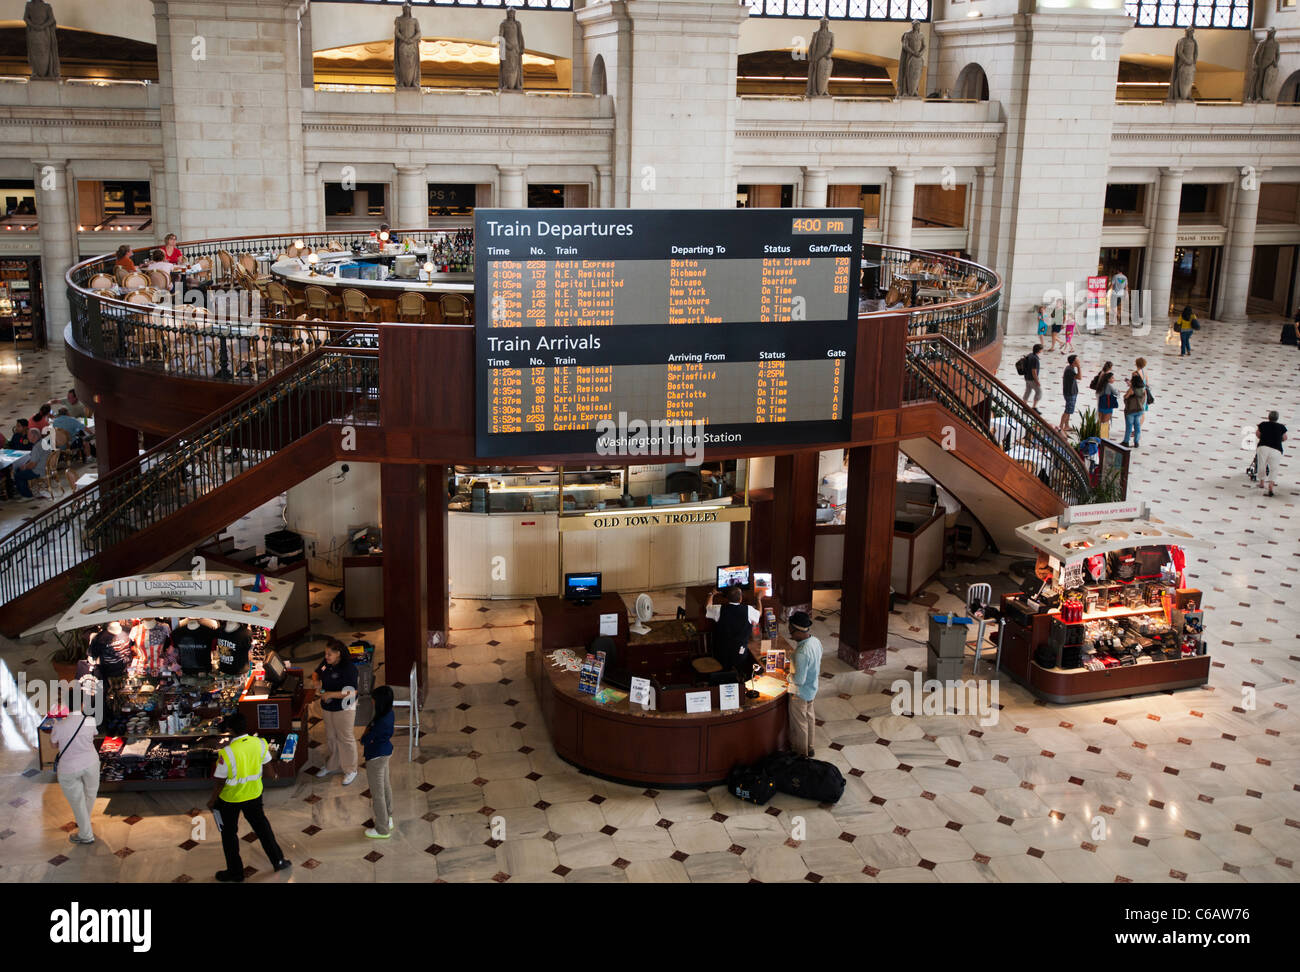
left=1036, top=305, right=1048, bottom=345
left=1175, top=305, right=1197, bottom=356
left=1022, top=343, right=1043, bottom=409
left=1047, top=301, right=1062, bottom=351
left=1255, top=410, right=1288, bottom=497
left=1060, top=354, right=1081, bottom=434
left=1096, top=370, right=1118, bottom=440
left=1120, top=372, right=1145, bottom=448
left=51, top=692, right=100, bottom=845
left=1110, top=271, right=1129, bottom=326
left=362, top=685, right=396, bottom=839
left=784, top=612, right=823, bottom=758
left=313, top=641, right=359, bottom=785
left=1134, top=357, right=1153, bottom=430
left=1062, top=312, right=1076, bottom=352
left=206, top=712, right=291, bottom=882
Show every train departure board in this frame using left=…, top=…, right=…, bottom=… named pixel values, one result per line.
left=474, top=208, right=862, bottom=458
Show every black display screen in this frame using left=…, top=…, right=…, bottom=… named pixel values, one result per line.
left=474, top=208, right=862, bottom=458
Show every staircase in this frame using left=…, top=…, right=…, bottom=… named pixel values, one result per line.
left=901, top=334, right=1091, bottom=551
left=0, top=344, right=379, bottom=636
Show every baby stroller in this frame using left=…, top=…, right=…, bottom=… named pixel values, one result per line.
left=1247, top=454, right=1258, bottom=482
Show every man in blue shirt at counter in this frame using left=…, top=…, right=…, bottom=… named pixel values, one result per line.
left=785, top=611, right=823, bottom=758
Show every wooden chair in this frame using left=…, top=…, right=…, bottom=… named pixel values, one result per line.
left=396, top=291, right=427, bottom=324
left=34, top=449, right=71, bottom=500
left=438, top=293, right=471, bottom=325
left=304, top=285, right=338, bottom=320
left=265, top=280, right=306, bottom=319
left=148, top=268, right=172, bottom=290
left=89, top=273, right=115, bottom=291
left=113, top=265, right=130, bottom=285
left=191, top=256, right=213, bottom=284
left=216, top=249, right=236, bottom=286
left=237, top=252, right=270, bottom=285
left=122, top=271, right=149, bottom=292
left=125, top=290, right=154, bottom=306
left=341, top=288, right=378, bottom=323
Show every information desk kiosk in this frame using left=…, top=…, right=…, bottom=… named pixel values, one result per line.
left=530, top=590, right=789, bottom=787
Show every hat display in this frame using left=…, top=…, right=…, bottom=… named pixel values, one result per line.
left=788, top=611, right=813, bottom=630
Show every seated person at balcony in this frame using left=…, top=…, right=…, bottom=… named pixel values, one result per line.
left=7, top=419, right=30, bottom=450
left=377, top=223, right=399, bottom=245
left=29, top=403, right=52, bottom=433
left=706, top=585, right=761, bottom=697
left=142, top=248, right=175, bottom=273
left=12, top=427, right=54, bottom=499
left=52, top=408, right=91, bottom=462
left=113, top=244, right=136, bottom=272
left=160, top=233, right=184, bottom=264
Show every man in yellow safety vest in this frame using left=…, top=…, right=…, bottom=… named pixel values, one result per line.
left=206, top=712, right=291, bottom=882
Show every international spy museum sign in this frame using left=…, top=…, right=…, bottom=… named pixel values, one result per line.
left=474, top=208, right=862, bottom=458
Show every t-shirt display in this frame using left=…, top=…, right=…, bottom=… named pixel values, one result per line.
left=173, top=624, right=216, bottom=674
left=214, top=625, right=252, bottom=676
left=1258, top=421, right=1287, bottom=453
left=90, top=628, right=134, bottom=677
left=129, top=621, right=173, bottom=676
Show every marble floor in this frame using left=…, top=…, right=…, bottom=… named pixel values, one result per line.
left=0, top=318, right=1297, bottom=883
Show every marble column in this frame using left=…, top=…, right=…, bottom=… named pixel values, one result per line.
left=838, top=441, right=897, bottom=670
left=498, top=165, right=527, bottom=209
left=769, top=451, right=820, bottom=619
left=802, top=167, right=830, bottom=209
left=148, top=162, right=170, bottom=238
left=1218, top=179, right=1261, bottom=320
left=886, top=167, right=920, bottom=249
left=396, top=164, right=428, bottom=231
left=1146, top=167, right=1188, bottom=326
left=303, top=162, right=321, bottom=234
left=34, top=161, right=73, bottom=351
left=596, top=165, right=614, bottom=208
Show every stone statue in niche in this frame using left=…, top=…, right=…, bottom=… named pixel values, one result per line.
left=1168, top=27, right=1198, bottom=102
left=24, top=0, right=60, bottom=80
left=498, top=8, right=525, bottom=92
left=805, top=16, right=834, bottom=99
left=1245, top=27, right=1280, bottom=103
left=897, top=21, right=926, bottom=99
left=394, top=1, right=422, bottom=89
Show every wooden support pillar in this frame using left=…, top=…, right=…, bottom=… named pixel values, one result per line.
left=769, top=450, right=819, bottom=618
left=424, top=463, right=450, bottom=692
left=839, top=442, right=897, bottom=670
left=96, top=419, right=140, bottom=477
left=381, top=463, right=428, bottom=689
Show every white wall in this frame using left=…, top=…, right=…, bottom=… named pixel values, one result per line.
left=284, top=461, right=382, bottom=582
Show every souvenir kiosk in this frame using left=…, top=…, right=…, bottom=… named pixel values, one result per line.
left=49, top=573, right=312, bottom=791
left=997, top=502, right=1210, bottom=703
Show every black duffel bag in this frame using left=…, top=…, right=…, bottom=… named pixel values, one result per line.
left=761, top=752, right=846, bottom=804
left=727, top=761, right=776, bottom=805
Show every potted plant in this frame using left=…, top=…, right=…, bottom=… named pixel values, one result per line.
left=49, top=564, right=99, bottom=682
left=1072, top=407, right=1101, bottom=460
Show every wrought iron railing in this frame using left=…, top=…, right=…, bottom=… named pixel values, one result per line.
left=0, top=345, right=379, bottom=607
left=867, top=244, right=1002, bottom=354
left=903, top=334, right=1090, bottom=506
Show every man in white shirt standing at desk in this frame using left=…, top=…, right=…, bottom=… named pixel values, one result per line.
left=785, top=611, right=824, bottom=758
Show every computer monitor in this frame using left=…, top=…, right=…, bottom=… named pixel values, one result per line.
left=564, top=572, right=602, bottom=605
left=263, top=650, right=288, bottom=688
left=717, top=564, right=751, bottom=591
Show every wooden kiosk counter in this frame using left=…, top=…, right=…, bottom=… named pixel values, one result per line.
left=529, top=589, right=790, bottom=787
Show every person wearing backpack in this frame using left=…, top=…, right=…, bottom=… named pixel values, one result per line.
left=1176, top=306, right=1197, bottom=356
left=1120, top=373, right=1145, bottom=448
left=1096, top=370, right=1118, bottom=440
left=784, top=612, right=823, bottom=758
left=51, top=693, right=101, bottom=845
left=1019, top=343, right=1043, bottom=408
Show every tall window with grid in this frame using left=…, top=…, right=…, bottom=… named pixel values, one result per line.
left=742, top=0, right=931, bottom=21
left=1124, top=0, right=1251, bottom=28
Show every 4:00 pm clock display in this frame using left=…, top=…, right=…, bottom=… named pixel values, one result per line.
left=473, top=208, right=863, bottom=458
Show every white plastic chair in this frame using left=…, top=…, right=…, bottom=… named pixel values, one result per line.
left=966, top=582, right=994, bottom=673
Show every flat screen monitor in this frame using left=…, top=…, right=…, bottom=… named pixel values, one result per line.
left=263, top=650, right=287, bottom=688
left=717, top=564, right=751, bottom=591
left=564, top=572, right=602, bottom=604
left=753, top=571, right=772, bottom=595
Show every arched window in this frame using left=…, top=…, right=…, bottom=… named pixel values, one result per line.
left=590, top=54, right=607, bottom=96
left=1279, top=71, right=1300, bottom=106
left=953, top=63, right=989, bottom=102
